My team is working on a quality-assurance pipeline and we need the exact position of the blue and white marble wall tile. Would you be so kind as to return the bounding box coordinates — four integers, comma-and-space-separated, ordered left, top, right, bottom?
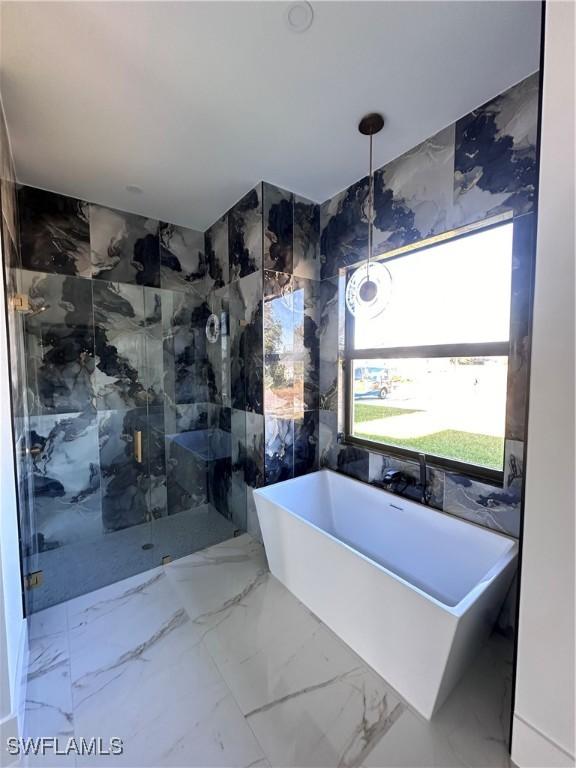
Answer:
27, 410, 102, 549
506, 213, 535, 441
90, 205, 160, 287
93, 281, 149, 410
265, 416, 294, 485
161, 287, 210, 406
228, 185, 263, 281
294, 410, 318, 477
503, 439, 524, 493
165, 438, 208, 516
208, 457, 232, 520
159, 222, 205, 292
319, 177, 368, 280
230, 408, 247, 515
443, 472, 520, 537
205, 287, 229, 406
146, 406, 167, 519
18, 187, 91, 277
373, 125, 455, 254
368, 452, 444, 510
142, 287, 165, 407
453, 73, 539, 229
97, 408, 150, 531
336, 444, 369, 483
20, 270, 96, 415
205, 215, 229, 290
293, 275, 320, 412
293, 195, 320, 280
244, 411, 265, 490
228, 271, 264, 412
318, 276, 341, 412
318, 408, 338, 469
263, 183, 293, 274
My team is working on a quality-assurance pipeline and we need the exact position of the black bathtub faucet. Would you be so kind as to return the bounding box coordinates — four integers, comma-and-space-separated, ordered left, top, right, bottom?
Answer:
381, 454, 429, 506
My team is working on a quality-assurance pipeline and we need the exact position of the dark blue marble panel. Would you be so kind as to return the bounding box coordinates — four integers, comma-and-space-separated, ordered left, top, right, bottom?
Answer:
93, 281, 151, 410
373, 125, 454, 255
319, 177, 368, 280
294, 410, 318, 478
27, 410, 102, 549
98, 407, 167, 531
245, 411, 265, 490
159, 222, 206, 292
228, 272, 263, 412
165, 435, 208, 515
228, 185, 262, 281
443, 465, 521, 538
293, 195, 320, 280
20, 271, 95, 415
90, 205, 160, 287
18, 187, 91, 277
335, 444, 369, 483
205, 215, 229, 290
263, 183, 293, 274
318, 276, 341, 412
147, 406, 167, 518
161, 288, 211, 406
453, 73, 539, 227
265, 416, 294, 485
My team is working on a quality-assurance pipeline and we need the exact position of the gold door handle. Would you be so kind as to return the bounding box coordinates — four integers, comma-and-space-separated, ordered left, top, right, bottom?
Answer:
134, 430, 143, 464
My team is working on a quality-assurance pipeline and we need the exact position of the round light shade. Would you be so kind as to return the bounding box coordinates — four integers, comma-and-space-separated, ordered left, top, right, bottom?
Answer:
345, 262, 392, 319
205, 313, 220, 343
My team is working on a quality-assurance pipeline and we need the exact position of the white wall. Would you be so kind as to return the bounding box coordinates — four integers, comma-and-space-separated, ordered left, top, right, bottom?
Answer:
512, 2, 575, 767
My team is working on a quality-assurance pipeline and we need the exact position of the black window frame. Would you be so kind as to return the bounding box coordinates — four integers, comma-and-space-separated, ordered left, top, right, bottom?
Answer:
343, 216, 514, 485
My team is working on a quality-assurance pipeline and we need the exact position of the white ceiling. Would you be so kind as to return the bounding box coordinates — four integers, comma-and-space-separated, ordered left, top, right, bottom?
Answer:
1, 1, 541, 231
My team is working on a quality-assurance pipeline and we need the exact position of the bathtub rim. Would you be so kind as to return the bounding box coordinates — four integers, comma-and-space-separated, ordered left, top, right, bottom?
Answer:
253, 468, 518, 618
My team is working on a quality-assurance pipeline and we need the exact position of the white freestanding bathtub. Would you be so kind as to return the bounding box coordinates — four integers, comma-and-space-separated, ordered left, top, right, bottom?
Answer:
253, 469, 518, 719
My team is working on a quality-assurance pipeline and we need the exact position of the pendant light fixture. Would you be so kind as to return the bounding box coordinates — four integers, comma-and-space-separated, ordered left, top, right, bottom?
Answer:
345, 112, 392, 320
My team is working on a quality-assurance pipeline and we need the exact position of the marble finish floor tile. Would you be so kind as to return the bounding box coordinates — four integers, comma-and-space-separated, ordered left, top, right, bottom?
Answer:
22, 534, 513, 768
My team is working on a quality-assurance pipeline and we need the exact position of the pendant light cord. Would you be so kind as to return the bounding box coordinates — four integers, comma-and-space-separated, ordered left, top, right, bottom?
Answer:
367, 132, 374, 278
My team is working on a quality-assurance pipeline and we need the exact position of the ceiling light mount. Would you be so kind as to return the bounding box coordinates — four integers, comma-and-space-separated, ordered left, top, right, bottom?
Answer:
285, 2, 314, 33
358, 113, 385, 136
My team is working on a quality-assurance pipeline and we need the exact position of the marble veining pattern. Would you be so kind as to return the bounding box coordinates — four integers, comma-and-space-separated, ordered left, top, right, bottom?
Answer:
453, 73, 539, 229
24, 534, 514, 768
19, 186, 91, 278
159, 222, 205, 291
27, 410, 102, 551
263, 183, 293, 274
90, 205, 160, 287
20, 270, 96, 415
228, 185, 263, 281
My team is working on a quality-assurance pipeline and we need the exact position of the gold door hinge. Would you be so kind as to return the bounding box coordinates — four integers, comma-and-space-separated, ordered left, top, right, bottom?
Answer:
10, 294, 30, 312
161, 555, 172, 566
24, 570, 43, 589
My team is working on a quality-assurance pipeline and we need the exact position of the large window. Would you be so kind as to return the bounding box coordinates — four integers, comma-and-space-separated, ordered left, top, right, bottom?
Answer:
345, 220, 513, 480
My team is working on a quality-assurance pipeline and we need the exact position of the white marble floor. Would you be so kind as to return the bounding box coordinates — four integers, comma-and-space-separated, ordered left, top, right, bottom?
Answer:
23, 534, 513, 768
